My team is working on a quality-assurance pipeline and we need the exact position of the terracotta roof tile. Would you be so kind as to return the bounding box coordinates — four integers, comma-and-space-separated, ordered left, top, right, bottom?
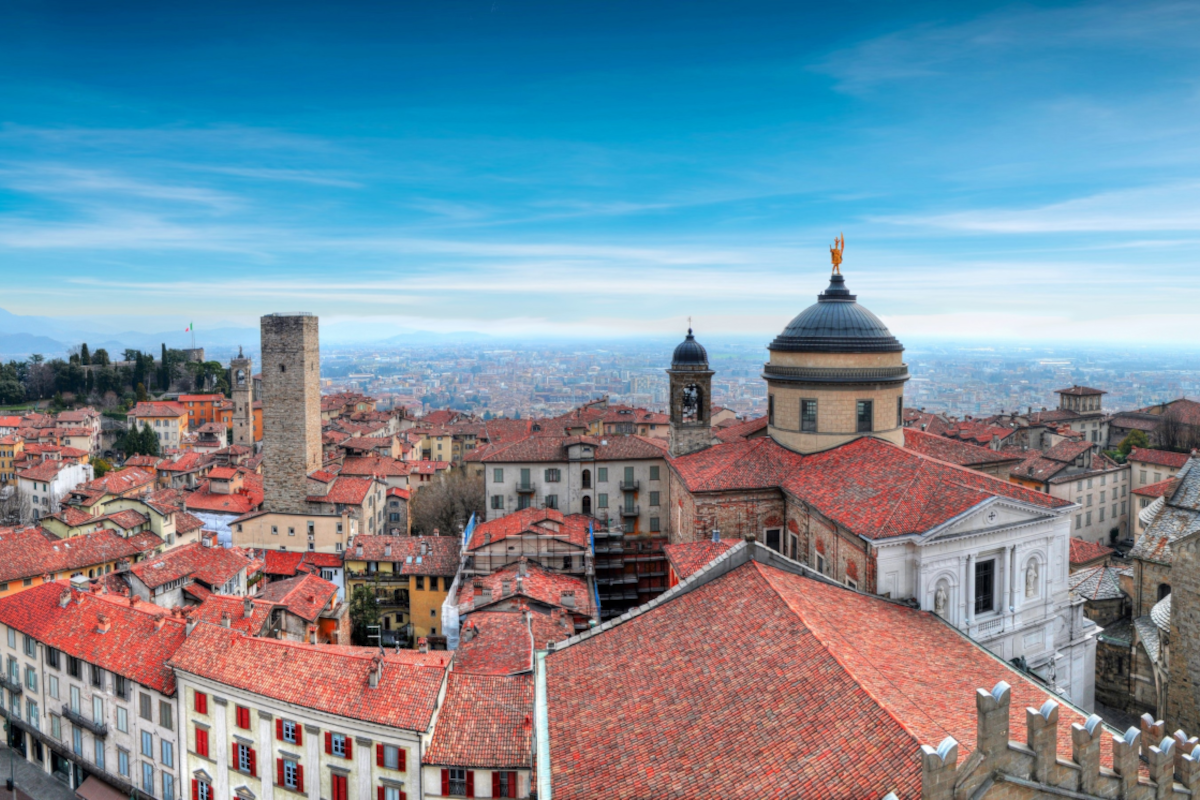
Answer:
424, 673, 533, 768
663, 539, 737, 580
459, 560, 594, 618
467, 509, 591, 552
0, 527, 148, 583
903, 428, 1023, 467
254, 573, 339, 621
1069, 537, 1115, 566
129, 543, 250, 590
347, 535, 460, 576
1130, 447, 1191, 469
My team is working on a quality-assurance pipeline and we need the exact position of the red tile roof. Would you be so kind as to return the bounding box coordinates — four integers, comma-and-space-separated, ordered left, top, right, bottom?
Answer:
50, 506, 97, 528
130, 401, 188, 418
670, 437, 805, 493
411, 460, 450, 474
1069, 537, 1115, 567
902, 429, 1023, 467
76, 467, 155, 500
459, 559, 594, 618
255, 573, 339, 621
543, 553, 1107, 799
0, 581, 186, 694
262, 550, 306, 578
663, 539, 737, 580
17, 460, 68, 482
169, 624, 449, 731
1057, 385, 1106, 396
468, 434, 666, 463
1042, 439, 1094, 463
424, 673, 533, 768
1134, 477, 1178, 498
128, 543, 250, 590
347, 535, 460, 576
185, 473, 263, 515
453, 610, 574, 677
157, 452, 211, 472
102, 509, 147, 530
339, 456, 410, 478
308, 476, 375, 505
0, 527, 149, 583
467, 508, 591, 552
1129, 447, 1191, 469
713, 414, 767, 443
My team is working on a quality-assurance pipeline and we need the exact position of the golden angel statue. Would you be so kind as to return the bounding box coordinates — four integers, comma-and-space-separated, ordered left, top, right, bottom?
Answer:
830, 233, 845, 275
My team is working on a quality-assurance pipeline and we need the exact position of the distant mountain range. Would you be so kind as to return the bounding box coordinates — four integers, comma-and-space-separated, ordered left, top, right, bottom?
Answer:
0, 307, 492, 360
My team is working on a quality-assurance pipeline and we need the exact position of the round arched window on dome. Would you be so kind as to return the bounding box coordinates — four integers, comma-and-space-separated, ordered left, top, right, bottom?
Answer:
681, 384, 702, 423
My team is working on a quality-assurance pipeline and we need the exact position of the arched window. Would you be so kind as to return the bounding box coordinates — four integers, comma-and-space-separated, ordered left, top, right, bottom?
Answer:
581, 469, 591, 489
582, 495, 592, 516
1158, 583, 1171, 601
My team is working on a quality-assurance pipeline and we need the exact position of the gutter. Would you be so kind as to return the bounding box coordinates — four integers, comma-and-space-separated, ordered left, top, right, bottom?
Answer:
534, 649, 551, 800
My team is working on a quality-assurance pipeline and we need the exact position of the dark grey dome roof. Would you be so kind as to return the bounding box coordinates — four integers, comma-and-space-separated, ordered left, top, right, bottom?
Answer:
769, 274, 903, 353
672, 328, 708, 367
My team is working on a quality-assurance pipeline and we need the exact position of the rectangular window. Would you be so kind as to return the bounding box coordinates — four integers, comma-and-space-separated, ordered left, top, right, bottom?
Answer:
163, 773, 175, 800
22, 634, 33, 657
117, 706, 128, 733
283, 758, 299, 789
235, 704, 250, 728
70, 685, 81, 714
141, 730, 153, 758
159, 700, 173, 730
236, 743, 253, 773
856, 400, 873, 433
768, 394, 775, 426
26, 699, 37, 731
195, 726, 209, 758
73, 727, 83, 756
384, 787, 402, 800
332, 732, 347, 757
161, 739, 173, 768
25, 665, 35, 692
271, 526, 278, 536
415, 576, 424, 590
68, 655, 81, 679
765, 529, 781, 552
92, 695, 103, 725
974, 559, 995, 614
51, 714, 61, 741
91, 663, 104, 689
5, 627, 13, 648
544, 468, 560, 482
1075, 514, 1081, 530
46, 647, 59, 669
897, 395, 904, 428
449, 769, 468, 796
1099, 507, 1106, 522
94, 737, 105, 769
650, 517, 661, 533
801, 398, 818, 432
649, 466, 660, 480
282, 719, 297, 744
1086, 510, 1092, 526
597, 467, 608, 482
492, 468, 503, 483
140, 693, 153, 721
649, 491, 660, 506
545, 494, 558, 510
490, 495, 503, 510
383, 744, 401, 770
118, 748, 129, 777
597, 493, 608, 509
142, 763, 154, 795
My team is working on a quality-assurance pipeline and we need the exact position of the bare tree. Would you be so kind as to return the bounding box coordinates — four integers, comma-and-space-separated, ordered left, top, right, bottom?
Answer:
1155, 409, 1200, 453
409, 469, 484, 537
0, 489, 32, 526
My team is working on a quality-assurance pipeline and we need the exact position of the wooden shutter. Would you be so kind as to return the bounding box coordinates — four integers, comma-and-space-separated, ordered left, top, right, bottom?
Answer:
466, 770, 475, 798
400, 748, 406, 772
248, 747, 257, 778
441, 769, 449, 796
191, 779, 199, 800
508, 772, 517, 799
493, 772, 501, 797
276, 719, 283, 740
325, 731, 333, 754
276, 758, 284, 787
296, 764, 304, 793
376, 743, 384, 767
295, 725, 303, 746
195, 691, 206, 713
345, 737, 353, 759
196, 728, 208, 758
377, 788, 385, 800
232, 743, 238, 767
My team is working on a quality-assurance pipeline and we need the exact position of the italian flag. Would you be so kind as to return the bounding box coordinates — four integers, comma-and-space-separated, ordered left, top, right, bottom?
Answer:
185, 322, 192, 332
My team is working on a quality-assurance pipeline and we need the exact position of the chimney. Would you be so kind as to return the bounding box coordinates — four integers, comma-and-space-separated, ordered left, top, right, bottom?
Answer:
95, 614, 110, 634
243, 596, 253, 619
711, 528, 720, 543
368, 655, 382, 688
185, 614, 198, 637
501, 580, 512, 596
59, 588, 71, 608
472, 579, 483, 597
432, 528, 440, 537
384, 543, 391, 557
518, 557, 527, 577
219, 611, 232, 628
420, 540, 428, 556
128, 594, 138, 607
307, 625, 317, 644
461, 622, 476, 644
356, 544, 364, 558
154, 616, 165, 632
560, 590, 576, 608
417, 637, 429, 654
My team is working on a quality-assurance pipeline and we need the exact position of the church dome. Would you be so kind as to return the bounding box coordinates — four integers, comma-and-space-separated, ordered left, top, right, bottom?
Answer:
672, 328, 708, 368
769, 273, 903, 353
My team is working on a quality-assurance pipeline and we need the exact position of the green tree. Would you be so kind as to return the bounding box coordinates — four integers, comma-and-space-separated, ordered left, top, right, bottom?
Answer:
90, 457, 112, 478
349, 584, 381, 646
1118, 429, 1149, 459
136, 382, 148, 403
141, 423, 160, 456
92, 348, 110, 367
80, 343, 90, 366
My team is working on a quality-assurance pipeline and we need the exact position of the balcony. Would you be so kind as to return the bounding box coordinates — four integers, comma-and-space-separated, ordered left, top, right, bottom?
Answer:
516, 482, 535, 494
62, 705, 108, 737
619, 480, 639, 492
620, 505, 640, 517
0, 675, 21, 695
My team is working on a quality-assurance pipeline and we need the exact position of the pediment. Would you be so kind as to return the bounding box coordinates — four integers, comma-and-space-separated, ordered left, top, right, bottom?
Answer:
920, 498, 1057, 543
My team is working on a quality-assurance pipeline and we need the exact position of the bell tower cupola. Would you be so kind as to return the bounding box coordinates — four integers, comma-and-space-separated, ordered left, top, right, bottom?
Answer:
667, 326, 714, 458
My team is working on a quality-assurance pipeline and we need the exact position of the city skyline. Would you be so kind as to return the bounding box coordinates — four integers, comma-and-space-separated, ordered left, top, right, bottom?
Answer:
3, 1, 1200, 344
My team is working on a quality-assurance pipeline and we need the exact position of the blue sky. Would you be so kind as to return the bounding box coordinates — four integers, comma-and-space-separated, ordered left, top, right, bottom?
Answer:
1, 0, 1199, 343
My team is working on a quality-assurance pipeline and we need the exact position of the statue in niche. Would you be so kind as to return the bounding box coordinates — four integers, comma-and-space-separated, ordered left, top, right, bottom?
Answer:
1026, 561, 1039, 598
934, 583, 948, 617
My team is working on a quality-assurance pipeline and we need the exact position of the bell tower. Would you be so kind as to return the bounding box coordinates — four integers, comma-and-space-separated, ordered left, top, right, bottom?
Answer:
230, 345, 254, 448
666, 327, 714, 458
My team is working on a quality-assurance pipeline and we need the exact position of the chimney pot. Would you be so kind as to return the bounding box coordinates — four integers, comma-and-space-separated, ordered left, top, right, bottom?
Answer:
417, 637, 429, 654
154, 617, 165, 632
59, 589, 71, 608
243, 596, 253, 619
185, 614, 198, 636
219, 611, 231, 628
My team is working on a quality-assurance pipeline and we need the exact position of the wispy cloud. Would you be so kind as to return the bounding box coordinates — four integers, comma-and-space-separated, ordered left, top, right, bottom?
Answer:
0, 165, 241, 213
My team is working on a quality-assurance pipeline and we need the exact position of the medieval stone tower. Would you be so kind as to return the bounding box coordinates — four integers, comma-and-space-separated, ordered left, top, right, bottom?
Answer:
1168, 526, 1200, 733
230, 346, 254, 448
260, 313, 321, 514
666, 328, 714, 458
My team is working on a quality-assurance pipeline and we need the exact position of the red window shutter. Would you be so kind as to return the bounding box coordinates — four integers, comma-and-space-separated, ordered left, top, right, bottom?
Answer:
376, 743, 384, 767
276, 758, 284, 787
466, 770, 475, 798
345, 737, 353, 759
493, 772, 501, 797
295, 725, 302, 746
377, 788, 385, 800
276, 719, 283, 740
400, 793, 407, 800
296, 764, 304, 793
325, 731, 333, 754
400, 748, 406, 772
196, 728, 208, 758
195, 691, 206, 713
441, 769, 449, 796
248, 747, 257, 778
232, 743, 238, 767
191, 779, 199, 800
508, 772, 517, 799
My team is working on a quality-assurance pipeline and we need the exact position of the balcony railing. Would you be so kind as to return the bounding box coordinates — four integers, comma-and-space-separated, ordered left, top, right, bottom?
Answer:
62, 705, 108, 737
620, 505, 640, 517
0, 675, 21, 695
515, 482, 535, 493
619, 480, 639, 492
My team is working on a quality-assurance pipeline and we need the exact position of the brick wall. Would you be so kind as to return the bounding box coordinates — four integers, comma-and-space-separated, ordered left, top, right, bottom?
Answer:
261, 314, 322, 514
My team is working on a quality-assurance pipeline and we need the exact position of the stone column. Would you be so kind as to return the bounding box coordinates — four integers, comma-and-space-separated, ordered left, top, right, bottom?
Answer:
355, 737, 372, 799
258, 711, 274, 800
965, 553, 975, 631
1007, 546, 1016, 619
304, 724, 321, 800
212, 696, 229, 800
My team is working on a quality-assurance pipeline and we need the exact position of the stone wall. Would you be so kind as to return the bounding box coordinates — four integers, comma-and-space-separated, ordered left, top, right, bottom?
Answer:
1168, 530, 1200, 734
667, 366, 713, 458
260, 314, 322, 514
230, 354, 254, 447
